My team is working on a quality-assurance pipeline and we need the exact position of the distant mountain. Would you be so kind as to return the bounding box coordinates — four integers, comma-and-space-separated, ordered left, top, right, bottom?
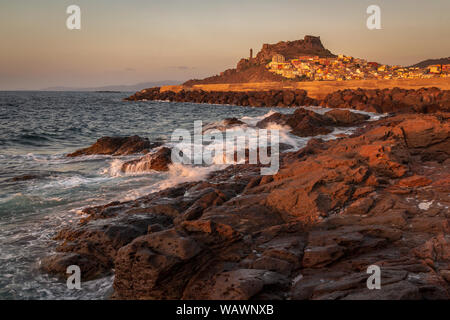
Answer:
409, 57, 450, 68
42, 80, 182, 92
184, 35, 334, 86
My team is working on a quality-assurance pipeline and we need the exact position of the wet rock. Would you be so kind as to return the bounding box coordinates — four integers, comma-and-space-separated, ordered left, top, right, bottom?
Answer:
302, 245, 345, 268
126, 88, 319, 108
224, 117, 246, 127
8, 174, 45, 182
67, 136, 159, 157
42, 111, 450, 300
40, 252, 110, 281
321, 87, 450, 114
257, 108, 333, 137
203, 117, 247, 133
121, 147, 172, 172
324, 109, 370, 125
113, 229, 203, 299
341, 281, 421, 300
194, 269, 289, 300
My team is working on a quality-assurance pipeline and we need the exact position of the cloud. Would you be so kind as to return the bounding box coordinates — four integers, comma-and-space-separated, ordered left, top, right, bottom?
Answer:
168, 66, 196, 70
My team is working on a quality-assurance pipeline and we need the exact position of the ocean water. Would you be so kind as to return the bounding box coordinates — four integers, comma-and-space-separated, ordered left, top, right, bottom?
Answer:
0, 91, 380, 300
0, 91, 298, 299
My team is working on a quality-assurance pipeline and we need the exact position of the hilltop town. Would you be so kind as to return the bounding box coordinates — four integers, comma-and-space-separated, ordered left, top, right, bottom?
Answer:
185, 36, 449, 85
266, 53, 450, 81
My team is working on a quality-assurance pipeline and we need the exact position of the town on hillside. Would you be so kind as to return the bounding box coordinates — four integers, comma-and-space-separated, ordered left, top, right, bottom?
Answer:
266, 53, 450, 81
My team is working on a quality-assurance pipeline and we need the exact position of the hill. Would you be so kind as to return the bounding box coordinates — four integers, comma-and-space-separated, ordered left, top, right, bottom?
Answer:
42, 80, 182, 92
184, 35, 334, 86
409, 57, 450, 68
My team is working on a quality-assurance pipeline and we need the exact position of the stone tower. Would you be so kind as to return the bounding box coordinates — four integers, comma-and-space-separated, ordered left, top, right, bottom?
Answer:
250, 48, 253, 59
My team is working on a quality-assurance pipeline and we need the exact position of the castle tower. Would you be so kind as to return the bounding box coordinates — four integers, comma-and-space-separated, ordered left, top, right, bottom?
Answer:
250, 48, 253, 59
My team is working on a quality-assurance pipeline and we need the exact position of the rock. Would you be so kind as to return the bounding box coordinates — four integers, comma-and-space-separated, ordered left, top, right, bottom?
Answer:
398, 175, 433, 188
324, 109, 370, 125
203, 117, 246, 132
121, 147, 172, 172
42, 111, 450, 300
8, 174, 46, 182
40, 252, 110, 281
302, 244, 345, 268
40, 211, 173, 281
341, 281, 421, 300
287, 108, 333, 136
257, 108, 333, 137
223, 117, 245, 127
414, 234, 450, 262
252, 256, 293, 275
198, 269, 289, 300
344, 197, 375, 215
113, 229, 203, 299
321, 87, 449, 114
67, 136, 159, 157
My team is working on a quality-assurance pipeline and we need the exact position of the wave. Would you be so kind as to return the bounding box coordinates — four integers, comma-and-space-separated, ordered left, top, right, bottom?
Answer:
18, 134, 52, 142
240, 110, 279, 126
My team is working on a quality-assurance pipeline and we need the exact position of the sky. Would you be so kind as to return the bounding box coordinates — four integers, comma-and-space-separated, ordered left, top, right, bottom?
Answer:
0, 0, 449, 90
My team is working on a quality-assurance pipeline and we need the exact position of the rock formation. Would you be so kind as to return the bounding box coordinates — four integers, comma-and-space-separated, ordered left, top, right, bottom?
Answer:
121, 147, 172, 173
67, 136, 161, 157
256, 108, 369, 137
126, 87, 450, 114
41, 98, 450, 299
125, 88, 319, 107
184, 36, 334, 85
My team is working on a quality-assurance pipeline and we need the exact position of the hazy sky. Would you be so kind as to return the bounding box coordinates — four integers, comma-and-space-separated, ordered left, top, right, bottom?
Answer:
1, 0, 449, 90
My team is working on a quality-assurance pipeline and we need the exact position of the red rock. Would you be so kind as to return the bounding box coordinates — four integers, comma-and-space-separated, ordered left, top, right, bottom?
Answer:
42, 111, 450, 300
67, 136, 158, 157
324, 109, 370, 125
302, 244, 345, 268
121, 147, 172, 172
193, 269, 289, 300
398, 175, 433, 187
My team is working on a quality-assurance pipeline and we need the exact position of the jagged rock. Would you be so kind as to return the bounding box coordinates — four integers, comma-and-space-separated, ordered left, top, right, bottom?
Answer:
257, 108, 334, 137
67, 136, 159, 157
321, 87, 450, 114
40, 252, 110, 281
42, 111, 450, 300
126, 89, 320, 107
187, 269, 290, 300
324, 109, 370, 125
121, 147, 172, 172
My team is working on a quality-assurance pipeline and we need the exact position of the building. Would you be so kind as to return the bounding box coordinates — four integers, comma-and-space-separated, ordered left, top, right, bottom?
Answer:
265, 51, 442, 82
428, 65, 442, 74
272, 54, 285, 63
443, 64, 450, 73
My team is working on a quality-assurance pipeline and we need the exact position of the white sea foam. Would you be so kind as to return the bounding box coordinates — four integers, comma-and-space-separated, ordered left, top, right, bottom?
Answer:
240, 110, 279, 126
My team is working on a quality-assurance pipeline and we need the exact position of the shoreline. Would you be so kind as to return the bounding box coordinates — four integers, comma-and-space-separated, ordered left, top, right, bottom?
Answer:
161, 78, 450, 100
126, 86, 449, 114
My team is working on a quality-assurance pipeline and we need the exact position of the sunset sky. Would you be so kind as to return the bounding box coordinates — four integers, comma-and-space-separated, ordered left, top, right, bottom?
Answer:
1, 0, 449, 90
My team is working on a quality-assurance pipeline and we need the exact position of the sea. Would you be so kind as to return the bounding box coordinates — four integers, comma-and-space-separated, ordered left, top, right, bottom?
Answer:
0, 91, 381, 299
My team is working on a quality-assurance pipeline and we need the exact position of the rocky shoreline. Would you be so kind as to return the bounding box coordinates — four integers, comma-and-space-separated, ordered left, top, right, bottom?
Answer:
125, 87, 450, 113
41, 88, 450, 300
